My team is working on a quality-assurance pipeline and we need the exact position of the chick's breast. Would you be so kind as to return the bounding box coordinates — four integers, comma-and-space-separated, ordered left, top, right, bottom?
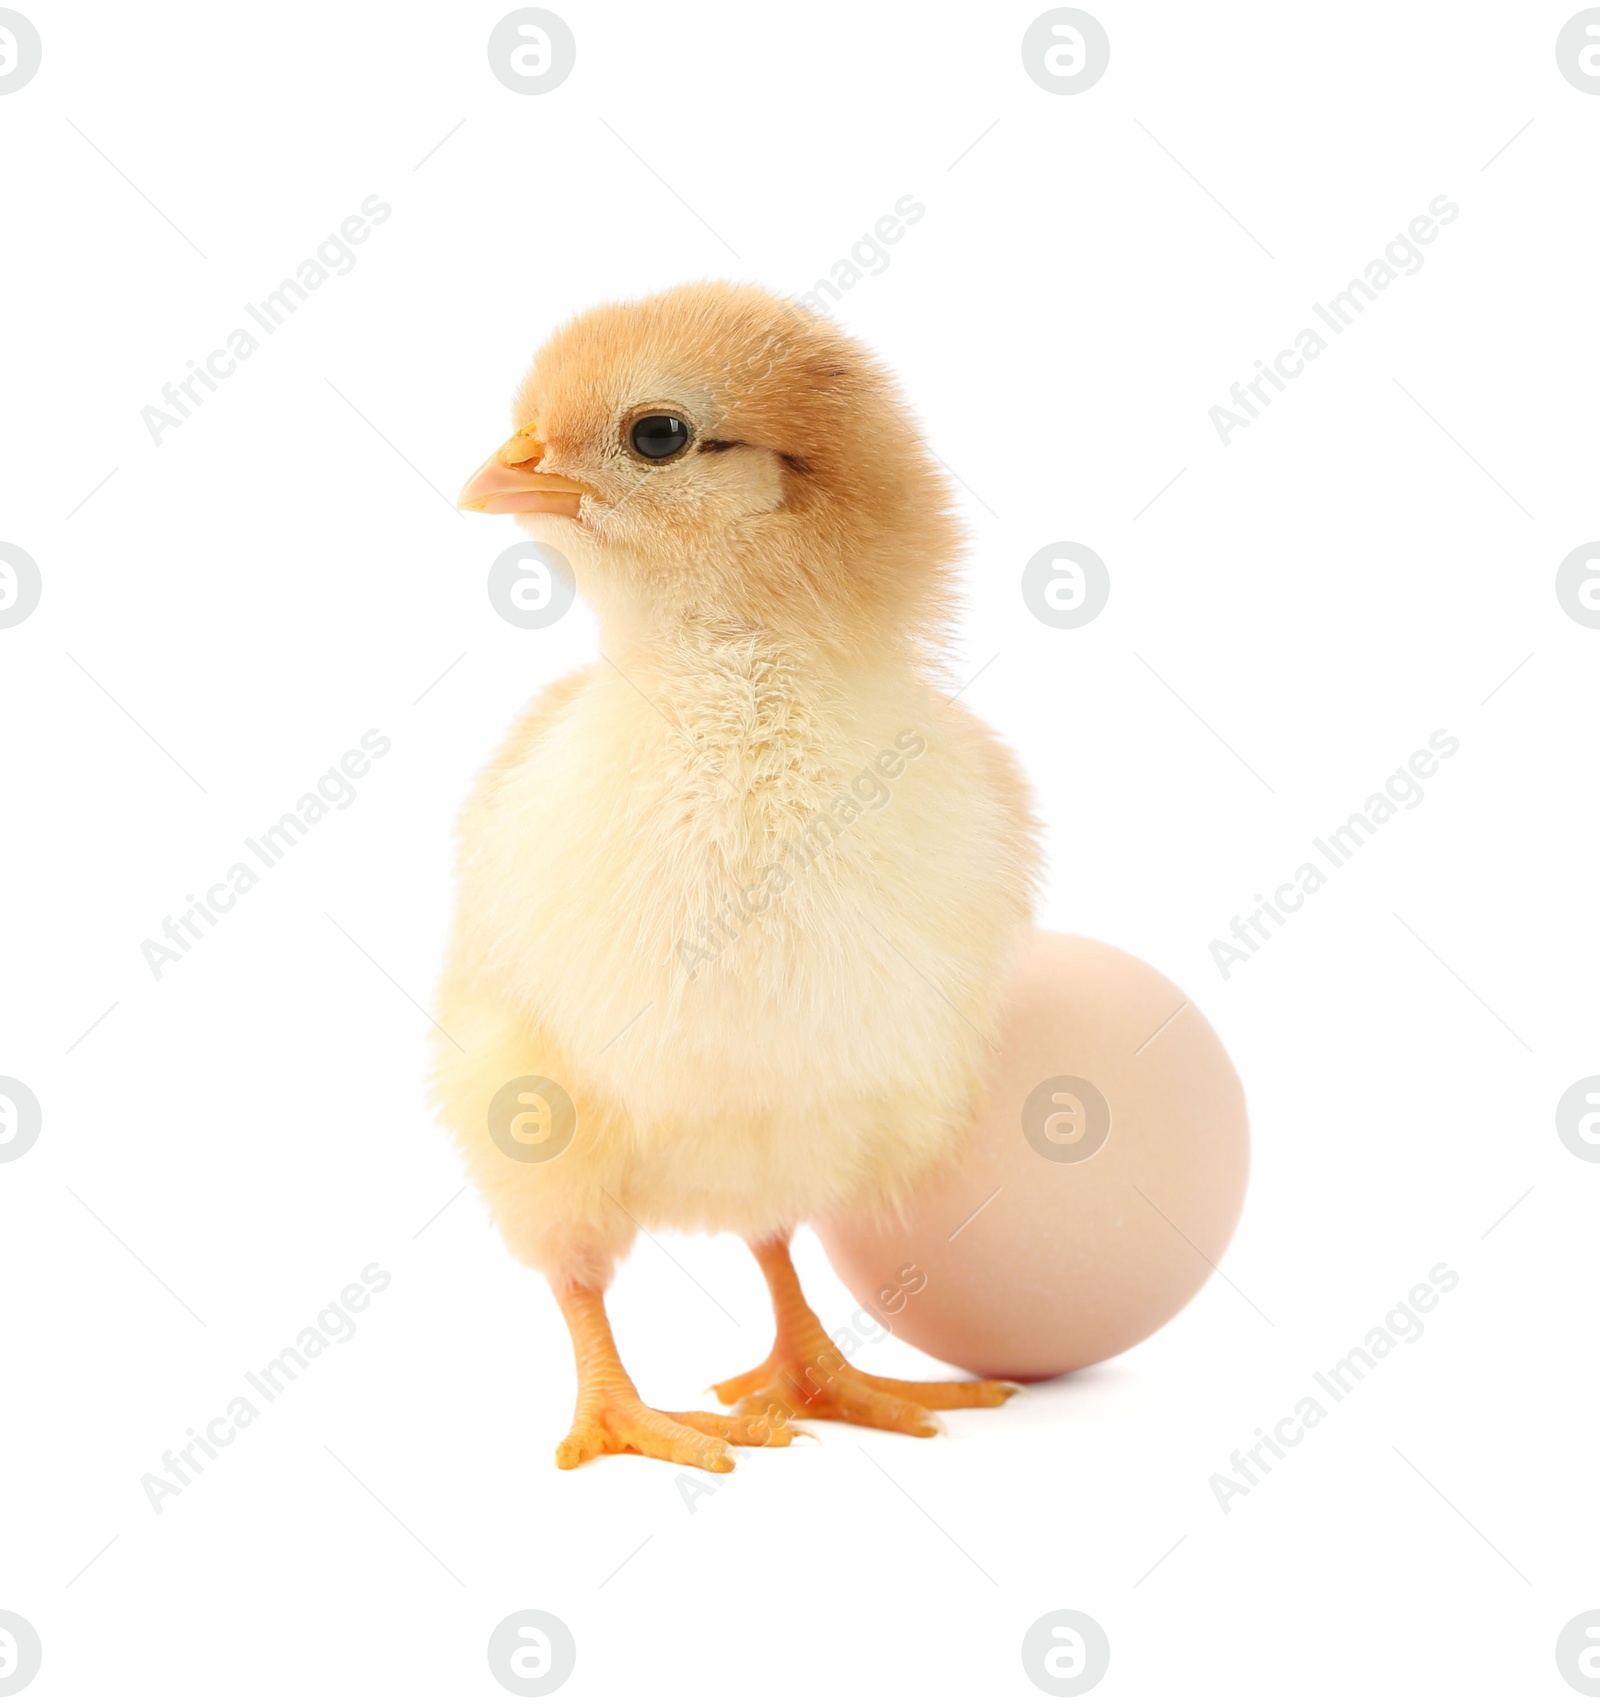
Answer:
435, 652, 1037, 1259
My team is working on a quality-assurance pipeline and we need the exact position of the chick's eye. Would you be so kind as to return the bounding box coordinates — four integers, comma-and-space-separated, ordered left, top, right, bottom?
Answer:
630, 414, 691, 460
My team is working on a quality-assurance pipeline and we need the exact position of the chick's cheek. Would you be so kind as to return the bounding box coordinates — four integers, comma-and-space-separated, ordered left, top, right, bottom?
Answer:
710, 445, 786, 521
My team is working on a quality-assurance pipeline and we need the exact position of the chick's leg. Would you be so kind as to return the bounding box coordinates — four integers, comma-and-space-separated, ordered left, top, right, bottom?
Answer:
712, 1238, 1015, 1437
554, 1284, 801, 1472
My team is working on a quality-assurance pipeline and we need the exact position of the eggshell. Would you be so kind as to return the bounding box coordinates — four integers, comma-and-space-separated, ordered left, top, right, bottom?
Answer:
816, 932, 1249, 1380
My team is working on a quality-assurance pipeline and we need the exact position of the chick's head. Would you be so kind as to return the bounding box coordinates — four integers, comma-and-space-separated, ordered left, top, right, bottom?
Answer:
459, 282, 961, 649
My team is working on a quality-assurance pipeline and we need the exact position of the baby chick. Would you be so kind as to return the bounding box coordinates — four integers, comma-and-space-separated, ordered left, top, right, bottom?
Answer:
439, 283, 1039, 1471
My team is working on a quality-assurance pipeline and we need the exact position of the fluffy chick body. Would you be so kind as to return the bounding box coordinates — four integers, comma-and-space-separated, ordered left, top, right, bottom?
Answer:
435, 283, 1039, 1296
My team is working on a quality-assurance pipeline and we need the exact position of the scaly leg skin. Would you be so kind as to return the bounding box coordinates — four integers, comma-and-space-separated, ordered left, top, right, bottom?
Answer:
712, 1238, 1017, 1438
553, 1284, 803, 1471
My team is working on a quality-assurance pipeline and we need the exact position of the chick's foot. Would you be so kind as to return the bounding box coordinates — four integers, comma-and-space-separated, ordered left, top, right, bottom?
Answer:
556, 1399, 802, 1473
554, 1282, 801, 1472
712, 1239, 1017, 1437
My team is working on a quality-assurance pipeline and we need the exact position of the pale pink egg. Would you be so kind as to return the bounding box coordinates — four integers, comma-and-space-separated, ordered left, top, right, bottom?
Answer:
817, 932, 1250, 1380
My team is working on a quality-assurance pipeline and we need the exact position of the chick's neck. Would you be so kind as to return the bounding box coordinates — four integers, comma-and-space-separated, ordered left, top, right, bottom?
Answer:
593, 597, 920, 715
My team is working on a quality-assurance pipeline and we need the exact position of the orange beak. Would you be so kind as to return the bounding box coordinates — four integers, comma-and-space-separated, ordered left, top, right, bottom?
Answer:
457, 425, 595, 517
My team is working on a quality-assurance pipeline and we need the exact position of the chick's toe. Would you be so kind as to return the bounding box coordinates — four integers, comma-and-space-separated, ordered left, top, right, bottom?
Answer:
556, 1399, 736, 1474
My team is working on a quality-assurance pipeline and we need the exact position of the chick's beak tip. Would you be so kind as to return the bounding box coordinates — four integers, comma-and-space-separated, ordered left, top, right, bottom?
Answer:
457, 428, 592, 517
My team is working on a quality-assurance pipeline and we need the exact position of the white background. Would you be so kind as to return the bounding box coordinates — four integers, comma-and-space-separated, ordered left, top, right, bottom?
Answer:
2, 2, 1597, 1701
